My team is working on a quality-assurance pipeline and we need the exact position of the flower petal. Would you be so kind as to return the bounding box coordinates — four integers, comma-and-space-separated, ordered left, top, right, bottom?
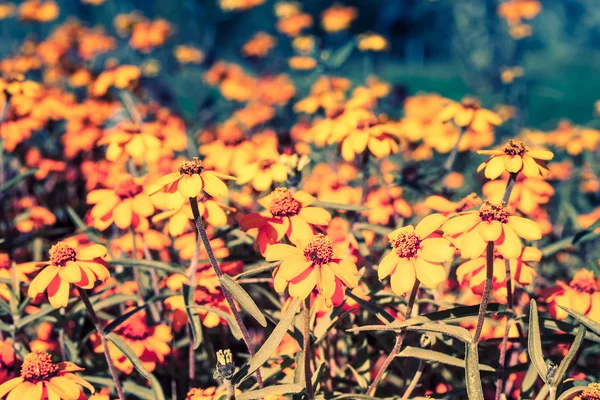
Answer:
414, 257, 447, 288
418, 237, 454, 262
415, 213, 448, 239
507, 216, 542, 240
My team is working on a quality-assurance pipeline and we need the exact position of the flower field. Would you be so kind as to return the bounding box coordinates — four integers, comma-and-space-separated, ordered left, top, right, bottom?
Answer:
0, 0, 599, 399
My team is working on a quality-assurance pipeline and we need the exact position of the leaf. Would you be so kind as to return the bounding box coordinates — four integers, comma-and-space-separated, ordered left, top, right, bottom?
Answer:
103, 304, 149, 335
311, 361, 326, 392
219, 274, 267, 327
347, 364, 369, 389
572, 220, 600, 244
347, 292, 395, 324
550, 325, 587, 388
65, 207, 107, 246
397, 346, 495, 372
72, 294, 139, 314
106, 333, 151, 380
237, 384, 303, 400
148, 372, 166, 400
234, 262, 280, 280
16, 303, 63, 329
311, 200, 369, 212
183, 285, 203, 349
324, 40, 356, 69
465, 342, 484, 400
404, 322, 472, 344
232, 297, 301, 385
108, 259, 185, 275
528, 299, 549, 384
559, 305, 600, 336
83, 376, 155, 400
313, 308, 354, 346
0, 169, 38, 195
353, 223, 393, 236
190, 304, 243, 340
557, 386, 590, 400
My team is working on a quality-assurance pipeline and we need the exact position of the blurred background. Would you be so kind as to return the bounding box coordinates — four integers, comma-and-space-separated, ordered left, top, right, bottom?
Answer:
2, 0, 599, 128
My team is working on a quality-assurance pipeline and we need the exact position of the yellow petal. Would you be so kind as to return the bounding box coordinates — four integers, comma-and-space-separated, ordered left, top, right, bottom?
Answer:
328, 259, 359, 288
59, 261, 83, 284
288, 268, 317, 299
264, 244, 302, 261
484, 156, 505, 180
503, 155, 523, 173
415, 213, 448, 239
389, 258, 415, 295
442, 213, 479, 236
178, 174, 203, 198
507, 216, 542, 240
414, 257, 447, 288
477, 220, 503, 242
201, 171, 229, 199
377, 251, 399, 280
418, 237, 454, 262
77, 244, 107, 260
496, 225, 522, 259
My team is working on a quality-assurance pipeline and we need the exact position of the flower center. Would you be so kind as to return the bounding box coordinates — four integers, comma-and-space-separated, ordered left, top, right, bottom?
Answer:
478, 201, 509, 224
21, 351, 59, 382
390, 231, 421, 259
178, 157, 205, 175
49, 242, 77, 267
303, 234, 334, 265
269, 188, 301, 217
259, 159, 275, 170
581, 383, 600, 400
118, 318, 151, 340
570, 270, 598, 294
502, 139, 528, 157
460, 97, 480, 109
114, 178, 143, 199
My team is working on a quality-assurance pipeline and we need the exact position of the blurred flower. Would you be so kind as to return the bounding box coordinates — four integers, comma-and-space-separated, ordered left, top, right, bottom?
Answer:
483, 174, 554, 215
477, 139, 554, 179
544, 269, 600, 322
425, 193, 482, 216
289, 56, 317, 70
265, 233, 360, 306
92, 65, 140, 96
174, 45, 205, 64
153, 195, 228, 236
0, 3, 15, 19
362, 187, 412, 225
497, 0, 541, 26
321, 4, 357, 32
378, 214, 453, 294
500, 66, 524, 84
18, 0, 58, 22
242, 32, 276, 58
26, 242, 110, 308
220, 0, 264, 11
0, 339, 16, 383
438, 97, 502, 130
236, 156, 288, 192
357, 32, 389, 52
130, 19, 171, 53
14, 198, 56, 233
0, 351, 94, 399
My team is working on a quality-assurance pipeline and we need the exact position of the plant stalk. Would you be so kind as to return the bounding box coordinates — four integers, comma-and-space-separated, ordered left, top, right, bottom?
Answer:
303, 297, 314, 400
473, 241, 495, 344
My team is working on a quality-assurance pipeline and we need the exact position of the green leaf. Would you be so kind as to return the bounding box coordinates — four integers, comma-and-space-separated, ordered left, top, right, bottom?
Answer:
313, 308, 354, 346
108, 259, 185, 275
147, 372, 166, 400
559, 305, 600, 336
219, 274, 267, 327
311, 361, 326, 392
234, 262, 280, 281
103, 304, 148, 335
16, 303, 63, 329
311, 200, 369, 212
465, 342, 484, 400
572, 219, 600, 244
528, 299, 549, 384
323, 40, 356, 69
404, 322, 472, 344
347, 364, 369, 389
232, 297, 301, 385
550, 325, 586, 388
190, 304, 243, 340
397, 346, 495, 372
557, 386, 590, 400
71, 294, 139, 314
347, 292, 395, 324
183, 285, 203, 349
237, 384, 303, 400
0, 169, 38, 195
106, 333, 151, 380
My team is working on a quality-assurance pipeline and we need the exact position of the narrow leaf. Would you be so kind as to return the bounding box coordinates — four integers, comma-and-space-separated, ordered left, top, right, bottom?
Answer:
0, 169, 38, 195
528, 299, 549, 384
106, 333, 151, 380
237, 384, 303, 400
398, 346, 495, 372
311, 200, 369, 211
465, 342, 484, 400
550, 325, 587, 388
557, 386, 590, 400
559, 305, 600, 336
183, 285, 203, 349
234, 262, 280, 281
108, 259, 185, 275
220, 274, 267, 327
190, 304, 242, 340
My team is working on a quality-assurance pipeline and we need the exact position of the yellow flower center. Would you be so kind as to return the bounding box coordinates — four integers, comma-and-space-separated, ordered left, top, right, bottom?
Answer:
502, 139, 528, 157
581, 383, 600, 400
570, 270, 598, 294
460, 97, 480, 109
178, 157, 205, 175
118, 318, 151, 340
303, 234, 334, 265
49, 242, 77, 267
269, 188, 301, 217
478, 201, 509, 224
114, 178, 143, 199
390, 231, 421, 259
259, 159, 275, 170
20, 351, 59, 382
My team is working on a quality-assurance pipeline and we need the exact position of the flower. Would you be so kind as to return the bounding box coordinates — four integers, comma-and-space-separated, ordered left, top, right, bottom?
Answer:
27, 242, 110, 308
362, 187, 412, 225
377, 214, 453, 294
86, 175, 154, 231
477, 139, 554, 179
0, 339, 16, 383
357, 33, 389, 52
321, 4, 357, 32
242, 32, 276, 58
92, 310, 172, 374
0, 351, 94, 399
482, 174, 554, 215
442, 201, 542, 260
148, 158, 235, 209
438, 97, 503, 130
456, 246, 539, 300
152, 195, 228, 236
185, 387, 241, 400
264, 233, 360, 307
174, 45, 205, 64
543, 269, 600, 322
240, 188, 331, 254
236, 157, 289, 192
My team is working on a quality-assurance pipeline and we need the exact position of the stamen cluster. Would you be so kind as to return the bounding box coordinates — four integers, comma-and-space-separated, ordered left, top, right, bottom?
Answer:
269, 188, 301, 217
390, 232, 421, 259
502, 139, 527, 157
478, 201, 509, 224
21, 351, 59, 382
178, 157, 205, 175
49, 242, 77, 266
303, 234, 334, 265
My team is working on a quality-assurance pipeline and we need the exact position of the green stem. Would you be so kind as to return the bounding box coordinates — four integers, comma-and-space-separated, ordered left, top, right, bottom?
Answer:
473, 241, 494, 344
444, 126, 467, 172
502, 172, 518, 204
303, 297, 314, 400
77, 288, 126, 400
366, 279, 420, 395
189, 197, 263, 388
400, 360, 425, 400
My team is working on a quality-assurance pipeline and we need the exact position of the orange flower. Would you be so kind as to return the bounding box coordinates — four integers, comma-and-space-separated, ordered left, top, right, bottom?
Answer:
438, 97, 503, 130
477, 139, 554, 179
130, 19, 171, 53
18, 0, 58, 22
264, 233, 360, 307
456, 246, 539, 299
152, 195, 228, 236
148, 158, 235, 209
15, 201, 56, 233
0, 253, 37, 301
0, 339, 16, 383
378, 214, 453, 294
321, 4, 357, 32
482, 174, 554, 215
362, 187, 412, 225
0, 351, 94, 399
357, 33, 389, 52
288, 55, 317, 70
86, 175, 154, 231
236, 157, 288, 192
497, 0, 541, 26
424, 193, 482, 216
240, 188, 331, 254
332, 115, 401, 161
543, 269, 600, 322
242, 32, 277, 58
92, 311, 172, 374
174, 45, 205, 64
26, 242, 110, 308
186, 386, 241, 400
91, 65, 140, 96
442, 201, 542, 260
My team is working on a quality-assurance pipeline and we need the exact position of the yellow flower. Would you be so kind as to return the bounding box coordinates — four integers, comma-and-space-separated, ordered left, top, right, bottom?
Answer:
148, 158, 235, 209
27, 242, 110, 308
442, 201, 542, 259
0, 351, 94, 399
477, 139, 554, 179
357, 33, 389, 52
438, 96, 503, 130
264, 234, 360, 307
378, 214, 453, 294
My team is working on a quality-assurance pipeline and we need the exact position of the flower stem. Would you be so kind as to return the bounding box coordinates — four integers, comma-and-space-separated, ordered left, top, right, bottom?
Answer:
400, 360, 425, 400
444, 126, 466, 172
303, 297, 314, 400
473, 241, 494, 344
502, 172, 518, 204
366, 279, 420, 396
189, 197, 263, 388
77, 287, 126, 400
